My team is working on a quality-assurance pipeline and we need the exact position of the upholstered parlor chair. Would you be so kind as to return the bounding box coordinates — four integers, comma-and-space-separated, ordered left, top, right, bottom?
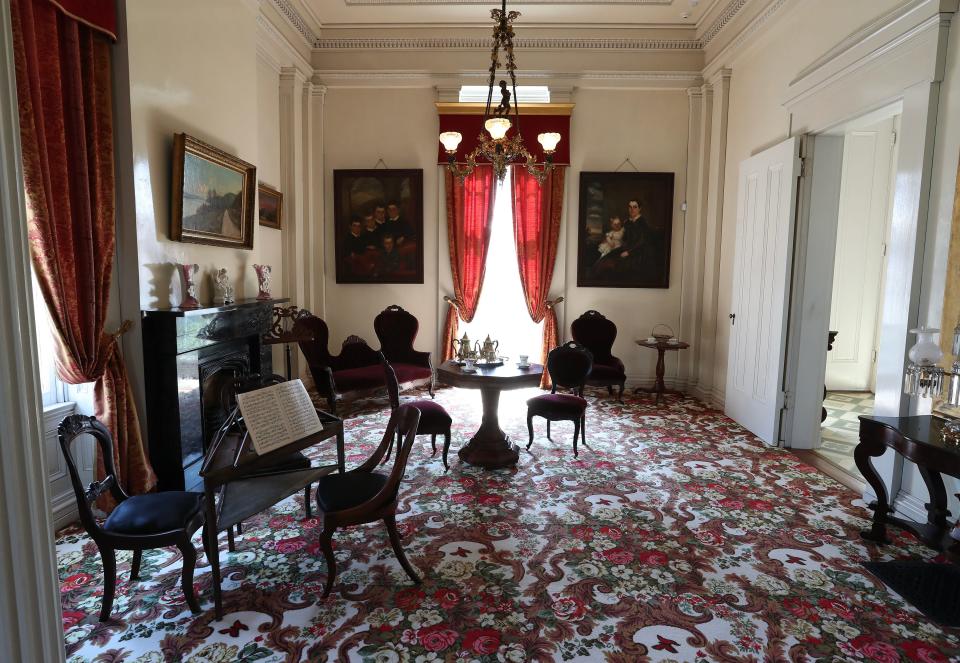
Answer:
571, 310, 626, 401
526, 342, 593, 457
382, 355, 453, 468
296, 314, 385, 414
57, 415, 205, 621
314, 406, 423, 598
373, 305, 435, 398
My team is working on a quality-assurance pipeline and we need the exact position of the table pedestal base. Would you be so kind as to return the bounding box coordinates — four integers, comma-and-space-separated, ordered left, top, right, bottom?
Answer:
458, 386, 520, 469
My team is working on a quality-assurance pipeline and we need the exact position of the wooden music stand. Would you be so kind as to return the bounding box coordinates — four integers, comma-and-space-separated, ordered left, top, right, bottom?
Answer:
200, 404, 344, 618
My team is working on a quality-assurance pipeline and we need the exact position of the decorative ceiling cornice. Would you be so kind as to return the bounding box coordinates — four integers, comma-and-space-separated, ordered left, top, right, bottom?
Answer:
699, 0, 748, 46
266, 0, 319, 46
345, 0, 670, 4
313, 36, 701, 50
266, 0, 772, 54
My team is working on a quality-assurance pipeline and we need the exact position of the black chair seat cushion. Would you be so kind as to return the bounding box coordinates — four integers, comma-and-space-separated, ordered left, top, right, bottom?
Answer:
589, 360, 626, 382
103, 491, 203, 535
333, 365, 386, 391
316, 471, 389, 512
527, 393, 588, 418
409, 399, 452, 434
393, 363, 432, 384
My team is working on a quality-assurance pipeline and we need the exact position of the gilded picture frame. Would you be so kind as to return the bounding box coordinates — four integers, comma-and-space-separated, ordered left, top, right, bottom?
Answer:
170, 133, 256, 250
258, 182, 283, 230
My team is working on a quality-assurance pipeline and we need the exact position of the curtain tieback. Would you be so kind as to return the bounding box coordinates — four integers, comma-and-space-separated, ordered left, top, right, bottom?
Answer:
110, 319, 133, 339
443, 295, 462, 311
545, 296, 564, 310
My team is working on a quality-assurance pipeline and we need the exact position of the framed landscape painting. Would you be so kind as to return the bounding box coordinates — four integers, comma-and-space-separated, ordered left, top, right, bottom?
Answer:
333, 169, 424, 284
576, 171, 675, 288
170, 133, 256, 249
258, 182, 283, 230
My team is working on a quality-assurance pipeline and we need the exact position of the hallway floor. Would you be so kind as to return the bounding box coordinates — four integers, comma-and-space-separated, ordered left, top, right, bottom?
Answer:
817, 391, 874, 482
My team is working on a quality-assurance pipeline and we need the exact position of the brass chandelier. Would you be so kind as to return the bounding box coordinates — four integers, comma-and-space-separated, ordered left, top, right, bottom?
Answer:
438, 0, 561, 184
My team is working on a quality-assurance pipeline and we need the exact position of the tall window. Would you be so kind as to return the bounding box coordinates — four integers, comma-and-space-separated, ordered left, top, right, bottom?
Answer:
31, 273, 68, 407
461, 169, 542, 361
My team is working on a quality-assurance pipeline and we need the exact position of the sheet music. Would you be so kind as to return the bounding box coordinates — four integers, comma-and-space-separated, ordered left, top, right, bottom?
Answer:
235, 379, 322, 455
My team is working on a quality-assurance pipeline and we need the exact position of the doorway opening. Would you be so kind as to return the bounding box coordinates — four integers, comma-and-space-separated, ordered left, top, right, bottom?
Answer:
460, 168, 543, 362
814, 113, 900, 483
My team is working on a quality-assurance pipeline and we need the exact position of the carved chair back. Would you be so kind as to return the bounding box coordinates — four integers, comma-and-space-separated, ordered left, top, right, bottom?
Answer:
57, 415, 129, 537
337, 335, 381, 370
547, 342, 594, 395
374, 305, 420, 362
295, 315, 332, 366
382, 354, 402, 411
571, 310, 617, 364
346, 406, 421, 512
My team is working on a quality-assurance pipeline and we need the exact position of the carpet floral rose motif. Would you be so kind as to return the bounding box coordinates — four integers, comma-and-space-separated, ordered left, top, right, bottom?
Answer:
57, 388, 960, 662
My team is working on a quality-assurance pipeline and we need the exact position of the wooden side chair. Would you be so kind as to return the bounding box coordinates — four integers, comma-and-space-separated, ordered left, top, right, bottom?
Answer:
526, 342, 594, 457
571, 310, 626, 401
314, 406, 423, 598
57, 415, 205, 621
381, 355, 453, 468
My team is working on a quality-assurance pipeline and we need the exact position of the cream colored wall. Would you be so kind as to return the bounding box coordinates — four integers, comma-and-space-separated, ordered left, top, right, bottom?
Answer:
563, 88, 689, 382
124, 0, 282, 308
321, 87, 441, 351
712, 0, 905, 399
256, 58, 285, 299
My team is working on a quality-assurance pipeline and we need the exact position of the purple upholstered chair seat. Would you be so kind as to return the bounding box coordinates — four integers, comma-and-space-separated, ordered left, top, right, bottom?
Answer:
332, 365, 386, 392
406, 399, 452, 433
527, 393, 588, 418
392, 363, 433, 384
589, 359, 626, 382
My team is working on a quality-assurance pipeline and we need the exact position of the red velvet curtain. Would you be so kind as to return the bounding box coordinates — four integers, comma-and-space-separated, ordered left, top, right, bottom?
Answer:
511, 165, 566, 388
12, 0, 156, 504
442, 166, 496, 361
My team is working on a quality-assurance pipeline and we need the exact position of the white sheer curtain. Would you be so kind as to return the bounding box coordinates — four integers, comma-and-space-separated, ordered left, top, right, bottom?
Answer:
461, 169, 543, 363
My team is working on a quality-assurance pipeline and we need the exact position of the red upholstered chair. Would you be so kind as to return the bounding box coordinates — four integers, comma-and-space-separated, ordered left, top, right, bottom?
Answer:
571, 310, 626, 401
382, 356, 453, 468
296, 314, 385, 414
315, 406, 423, 598
526, 342, 593, 457
374, 305, 434, 398
57, 415, 205, 621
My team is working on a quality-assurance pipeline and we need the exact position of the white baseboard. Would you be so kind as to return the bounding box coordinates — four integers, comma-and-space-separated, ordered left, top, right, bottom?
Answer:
861, 486, 930, 525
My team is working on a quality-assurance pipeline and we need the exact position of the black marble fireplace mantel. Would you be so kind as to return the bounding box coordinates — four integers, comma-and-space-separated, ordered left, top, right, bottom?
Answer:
141, 298, 288, 491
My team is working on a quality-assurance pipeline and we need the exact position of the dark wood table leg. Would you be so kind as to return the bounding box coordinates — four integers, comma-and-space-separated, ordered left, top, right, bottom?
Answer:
634, 347, 677, 404
918, 465, 950, 544
855, 436, 891, 544
204, 485, 223, 619
336, 428, 346, 474
458, 386, 519, 469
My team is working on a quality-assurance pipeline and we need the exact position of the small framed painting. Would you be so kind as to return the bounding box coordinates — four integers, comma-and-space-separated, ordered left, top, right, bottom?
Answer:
258, 182, 283, 230
170, 133, 256, 249
333, 169, 424, 284
576, 171, 675, 288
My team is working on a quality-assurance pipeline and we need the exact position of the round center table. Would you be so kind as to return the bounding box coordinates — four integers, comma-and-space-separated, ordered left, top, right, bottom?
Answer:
436, 360, 544, 469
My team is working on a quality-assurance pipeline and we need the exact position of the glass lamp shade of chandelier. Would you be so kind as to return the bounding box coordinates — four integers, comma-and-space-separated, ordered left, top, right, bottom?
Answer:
484, 117, 512, 140
537, 132, 561, 153
439, 132, 463, 152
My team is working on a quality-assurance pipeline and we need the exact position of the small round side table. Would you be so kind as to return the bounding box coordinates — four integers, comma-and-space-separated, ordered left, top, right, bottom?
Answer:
635, 339, 690, 404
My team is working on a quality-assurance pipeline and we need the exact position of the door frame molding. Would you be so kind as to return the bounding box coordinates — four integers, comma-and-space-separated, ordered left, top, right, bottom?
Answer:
781, 0, 953, 524
0, 5, 67, 661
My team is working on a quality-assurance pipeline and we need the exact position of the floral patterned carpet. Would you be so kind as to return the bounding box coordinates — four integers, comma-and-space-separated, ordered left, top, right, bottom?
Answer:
58, 387, 960, 662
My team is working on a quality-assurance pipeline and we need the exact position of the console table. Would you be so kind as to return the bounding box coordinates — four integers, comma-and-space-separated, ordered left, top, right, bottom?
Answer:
857, 414, 960, 559
201, 408, 345, 618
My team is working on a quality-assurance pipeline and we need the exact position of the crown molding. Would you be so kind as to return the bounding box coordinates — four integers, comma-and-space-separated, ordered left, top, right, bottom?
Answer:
314, 36, 702, 50
699, 0, 748, 46
265, 0, 320, 47
435, 102, 575, 115
345, 0, 671, 4
314, 68, 701, 89
702, 0, 787, 76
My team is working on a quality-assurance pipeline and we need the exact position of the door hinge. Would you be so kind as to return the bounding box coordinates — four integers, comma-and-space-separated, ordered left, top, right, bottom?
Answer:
881, 242, 887, 257
871, 348, 878, 363
798, 157, 807, 178
779, 390, 790, 411
890, 131, 897, 147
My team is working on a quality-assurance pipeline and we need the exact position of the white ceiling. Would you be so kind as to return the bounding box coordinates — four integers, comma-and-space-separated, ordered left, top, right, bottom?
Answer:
302, 0, 721, 28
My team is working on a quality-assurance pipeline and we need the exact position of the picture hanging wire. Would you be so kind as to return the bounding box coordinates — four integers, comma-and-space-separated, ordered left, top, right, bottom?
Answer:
373, 158, 389, 170
614, 156, 641, 173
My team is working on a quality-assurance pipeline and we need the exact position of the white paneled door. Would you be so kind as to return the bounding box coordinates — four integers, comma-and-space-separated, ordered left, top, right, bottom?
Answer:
725, 137, 802, 445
